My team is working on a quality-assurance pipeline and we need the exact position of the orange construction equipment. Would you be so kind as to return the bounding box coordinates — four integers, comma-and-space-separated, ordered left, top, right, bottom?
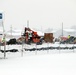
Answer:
23, 27, 43, 44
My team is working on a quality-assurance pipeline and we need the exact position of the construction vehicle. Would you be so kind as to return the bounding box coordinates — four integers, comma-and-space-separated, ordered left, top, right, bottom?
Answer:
60, 36, 76, 44
22, 27, 44, 45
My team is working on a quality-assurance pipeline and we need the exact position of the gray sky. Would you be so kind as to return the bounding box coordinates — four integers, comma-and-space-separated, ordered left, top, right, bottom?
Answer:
0, 0, 76, 31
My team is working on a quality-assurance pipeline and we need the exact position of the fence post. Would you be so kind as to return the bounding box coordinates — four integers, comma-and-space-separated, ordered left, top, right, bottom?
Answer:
3, 34, 6, 59
47, 42, 49, 53
73, 44, 74, 53
35, 43, 37, 55
21, 38, 24, 57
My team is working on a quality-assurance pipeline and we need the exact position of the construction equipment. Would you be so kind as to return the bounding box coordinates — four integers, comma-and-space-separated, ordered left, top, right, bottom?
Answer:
60, 36, 76, 44
22, 27, 43, 45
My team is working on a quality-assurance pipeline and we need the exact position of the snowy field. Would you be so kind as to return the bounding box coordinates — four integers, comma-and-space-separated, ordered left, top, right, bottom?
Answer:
0, 43, 76, 75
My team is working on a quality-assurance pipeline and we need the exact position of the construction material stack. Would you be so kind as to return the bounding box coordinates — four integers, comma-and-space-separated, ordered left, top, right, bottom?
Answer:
44, 33, 54, 43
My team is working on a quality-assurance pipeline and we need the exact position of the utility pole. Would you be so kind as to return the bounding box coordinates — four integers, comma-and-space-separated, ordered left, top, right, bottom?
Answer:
62, 22, 63, 37
10, 25, 12, 38
27, 20, 29, 28
21, 31, 24, 57
41, 26, 43, 32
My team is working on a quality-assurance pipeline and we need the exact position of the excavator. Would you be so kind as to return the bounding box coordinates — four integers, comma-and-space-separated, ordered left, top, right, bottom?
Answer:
22, 27, 43, 45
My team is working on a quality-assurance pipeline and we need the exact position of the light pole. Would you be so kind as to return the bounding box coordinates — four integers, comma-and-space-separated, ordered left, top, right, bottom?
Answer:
2, 20, 6, 59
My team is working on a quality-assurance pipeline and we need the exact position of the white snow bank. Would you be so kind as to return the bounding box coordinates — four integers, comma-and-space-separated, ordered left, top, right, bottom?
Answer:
0, 43, 76, 75
0, 53, 76, 75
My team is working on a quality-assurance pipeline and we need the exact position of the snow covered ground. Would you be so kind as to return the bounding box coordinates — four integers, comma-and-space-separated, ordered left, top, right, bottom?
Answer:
0, 43, 76, 75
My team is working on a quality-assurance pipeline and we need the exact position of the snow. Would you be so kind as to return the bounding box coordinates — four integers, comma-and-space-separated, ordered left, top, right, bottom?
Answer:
0, 43, 76, 75
63, 29, 76, 32
37, 31, 44, 36
6, 29, 22, 39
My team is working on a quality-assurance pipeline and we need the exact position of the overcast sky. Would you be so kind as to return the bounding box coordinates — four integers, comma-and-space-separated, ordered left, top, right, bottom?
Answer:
0, 0, 76, 31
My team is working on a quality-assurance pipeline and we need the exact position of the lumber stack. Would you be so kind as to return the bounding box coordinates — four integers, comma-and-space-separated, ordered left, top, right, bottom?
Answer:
44, 33, 54, 43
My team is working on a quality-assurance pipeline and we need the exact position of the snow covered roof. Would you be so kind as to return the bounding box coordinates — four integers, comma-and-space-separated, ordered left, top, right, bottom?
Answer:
6, 29, 22, 38
63, 29, 76, 32
7, 29, 22, 33
51, 29, 76, 33
7, 33, 21, 36
51, 30, 58, 33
